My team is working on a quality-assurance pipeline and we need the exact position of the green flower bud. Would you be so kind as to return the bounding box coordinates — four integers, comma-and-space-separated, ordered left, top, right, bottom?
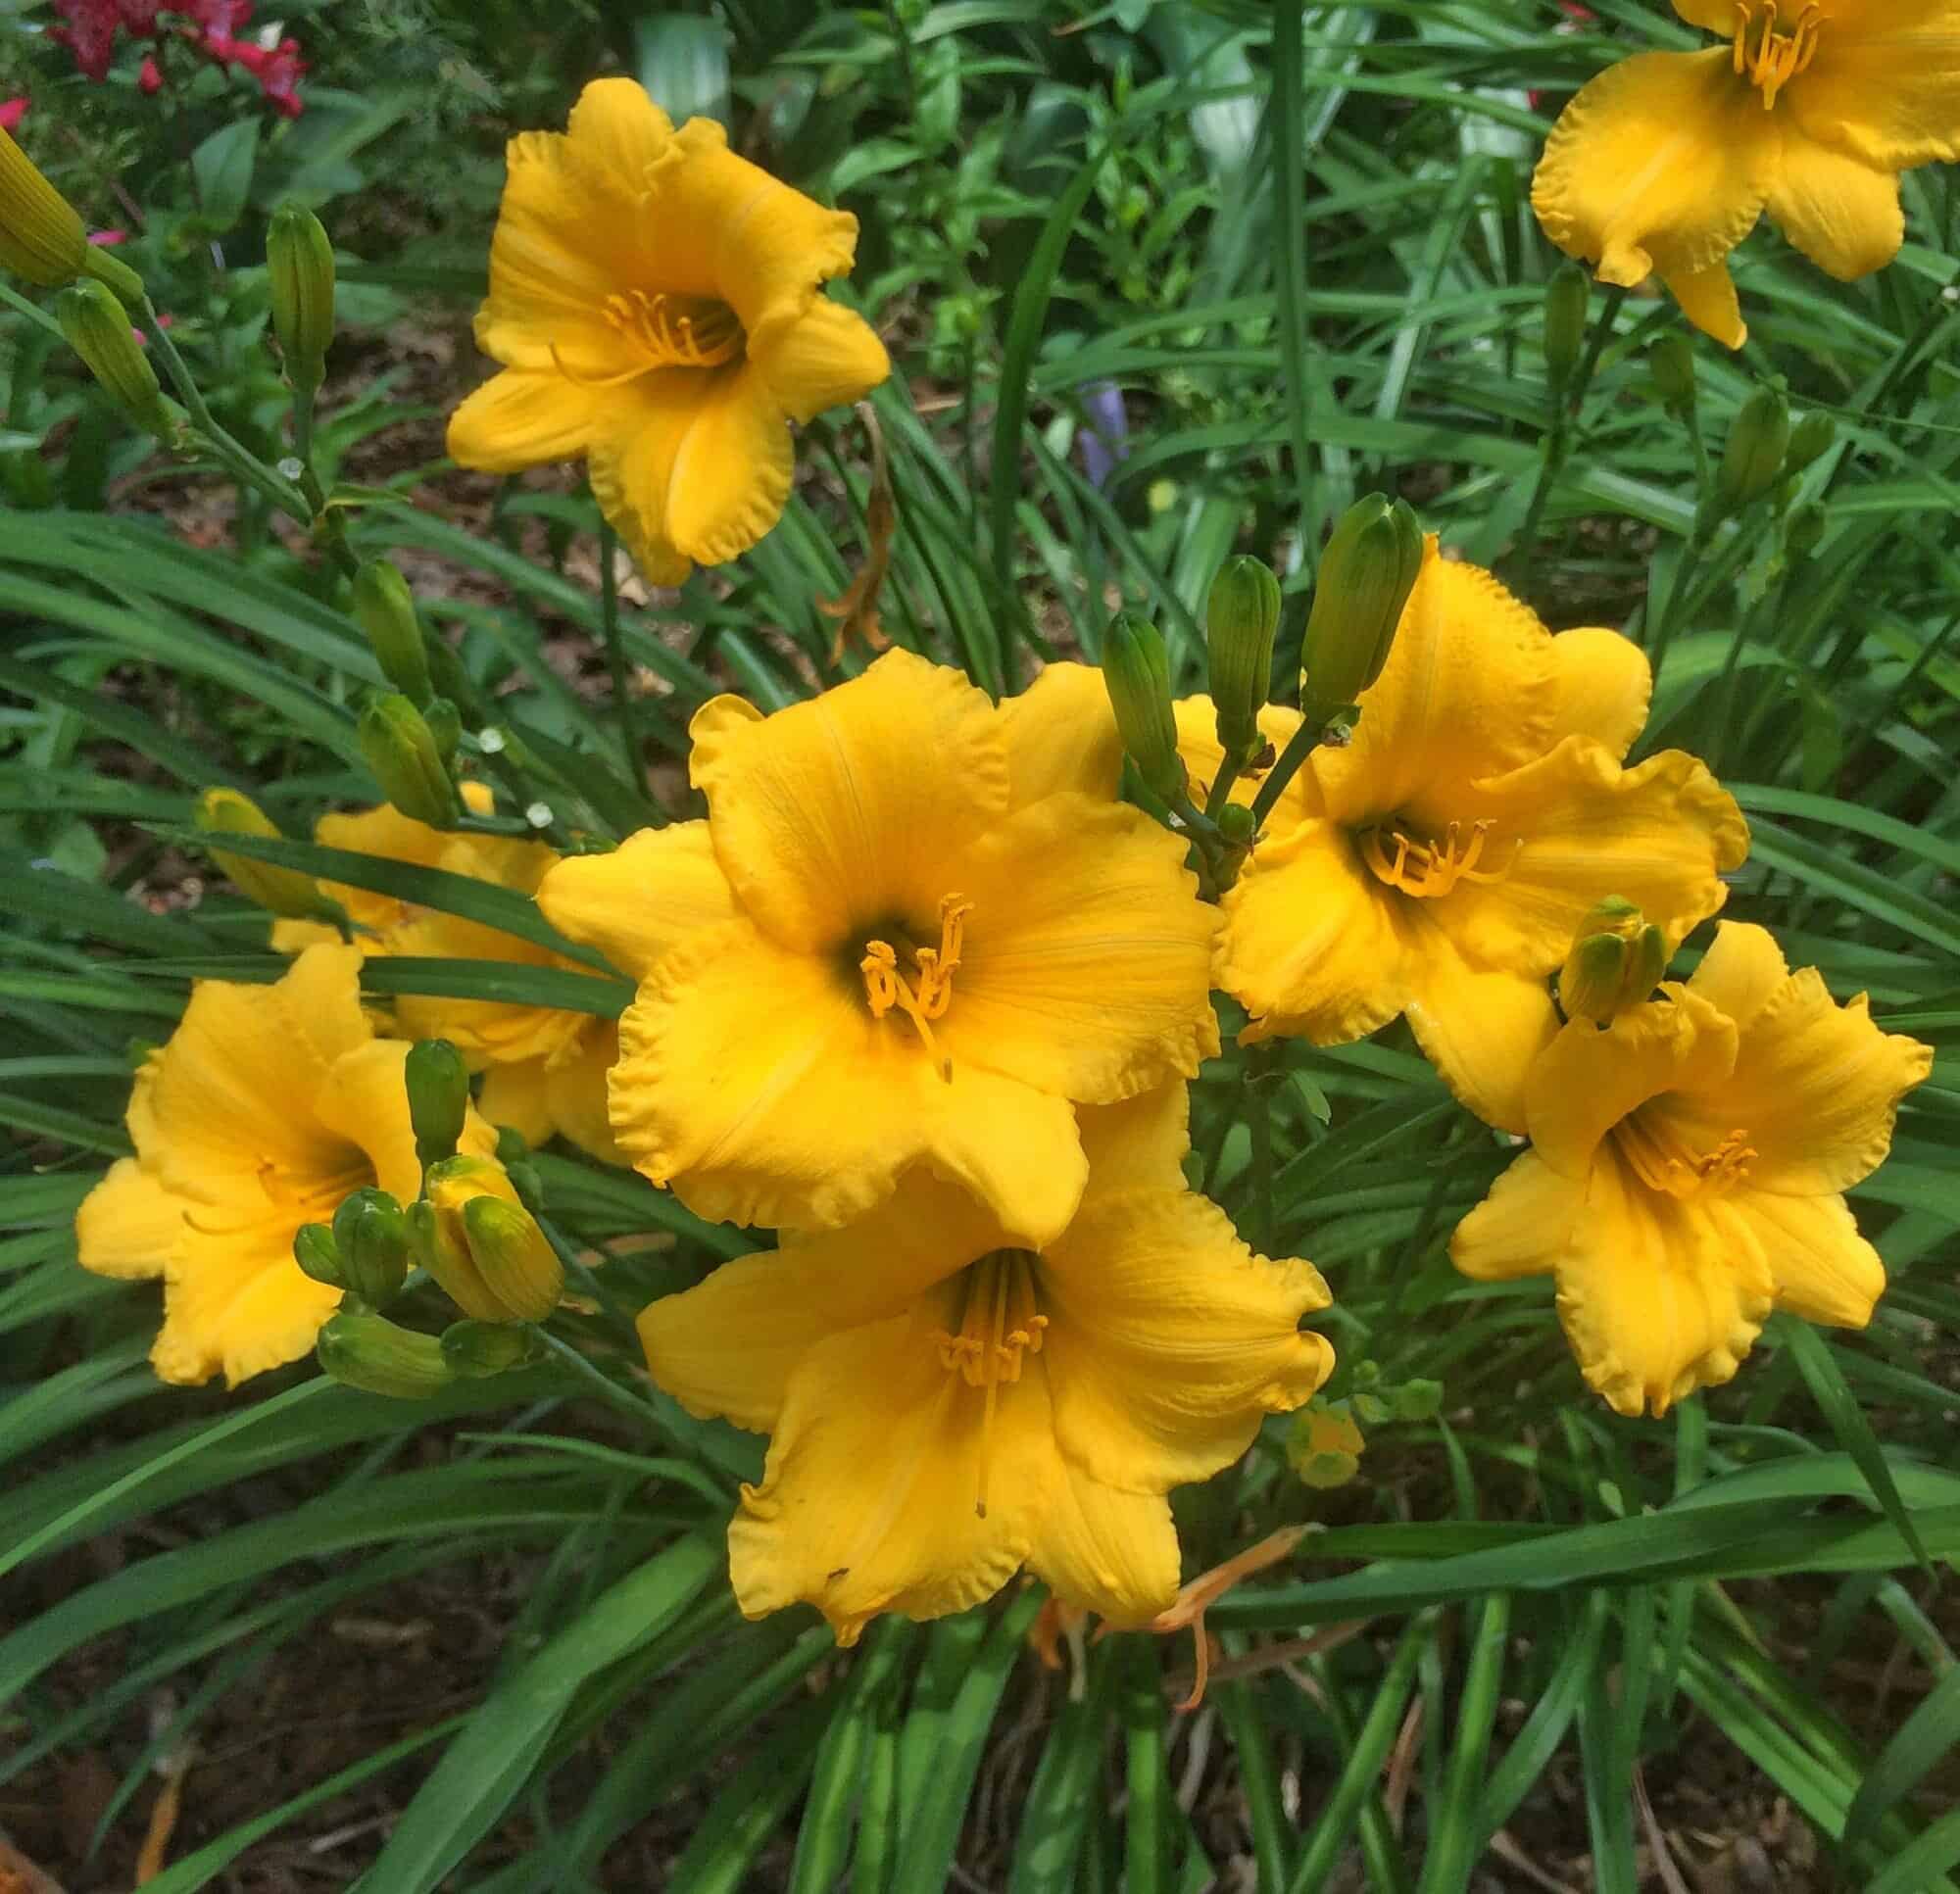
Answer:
1205, 556, 1283, 755
292, 1222, 346, 1290
413, 1155, 553, 1323
1782, 413, 1836, 476
1784, 501, 1827, 558
1215, 802, 1256, 847
0, 126, 86, 289
406, 1038, 469, 1171
330, 1186, 411, 1308
1648, 334, 1696, 410
57, 279, 172, 437
358, 693, 459, 827
1300, 495, 1423, 733
1715, 384, 1790, 515
1102, 612, 1184, 803
194, 786, 333, 919
266, 203, 335, 397
423, 696, 462, 767
461, 1195, 564, 1325
316, 1310, 454, 1399
1394, 1378, 1445, 1423
441, 1319, 542, 1378
1557, 898, 1670, 1025
1543, 263, 1589, 393
353, 558, 431, 704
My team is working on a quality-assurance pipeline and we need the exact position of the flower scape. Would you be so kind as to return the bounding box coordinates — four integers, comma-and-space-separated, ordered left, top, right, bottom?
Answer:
8, 20, 1958, 1886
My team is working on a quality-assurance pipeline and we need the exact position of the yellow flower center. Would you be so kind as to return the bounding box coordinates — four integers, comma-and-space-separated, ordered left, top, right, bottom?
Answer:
1359, 818, 1514, 898
1614, 1111, 1758, 1198
858, 894, 973, 1082
931, 1247, 1048, 1521
1732, 1, 1822, 108
184, 1155, 372, 1238
556, 290, 745, 386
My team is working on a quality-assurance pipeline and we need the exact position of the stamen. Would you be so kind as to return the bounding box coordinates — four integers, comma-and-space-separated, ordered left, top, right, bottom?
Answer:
928, 1251, 1049, 1520
1360, 818, 1516, 898
858, 896, 974, 1079
1730, 0, 1822, 107
1615, 1114, 1758, 1198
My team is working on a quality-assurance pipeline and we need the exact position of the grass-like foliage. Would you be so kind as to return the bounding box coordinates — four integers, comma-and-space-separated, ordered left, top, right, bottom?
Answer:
2, 2, 1957, 1889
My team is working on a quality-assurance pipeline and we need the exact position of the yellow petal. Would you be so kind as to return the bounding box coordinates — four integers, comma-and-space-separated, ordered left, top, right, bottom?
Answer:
1765, 133, 1904, 279
663, 362, 794, 566
536, 822, 740, 984
942, 793, 1219, 1103
641, 1169, 998, 1431
1532, 49, 1772, 299
1732, 1188, 1887, 1328
1553, 1146, 1773, 1417
387, 914, 589, 1071
446, 367, 601, 473
312, 801, 461, 935
689, 649, 1009, 950
1041, 1191, 1333, 1493
1547, 626, 1652, 760
1173, 695, 1316, 825
1449, 1150, 1584, 1282
1673, 0, 1740, 26
612, 916, 1088, 1242
1028, 1476, 1181, 1628
1003, 661, 1126, 808
270, 918, 341, 954
753, 295, 890, 425
1436, 740, 1748, 976
1788, 10, 1960, 170
75, 1158, 184, 1282
564, 75, 674, 191
1683, 918, 1788, 1030
1663, 261, 1748, 351
1076, 1084, 1194, 1201
476, 1056, 556, 1148
586, 370, 721, 587
1401, 938, 1560, 1136
1665, 968, 1933, 1195
1525, 989, 1740, 1181
312, 1040, 438, 1204
1313, 545, 1559, 828
542, 1022, 632, 1168
1216, 819, 1415, 1045
153, 1225, 344, 1388
725, 1309, 1046, 1646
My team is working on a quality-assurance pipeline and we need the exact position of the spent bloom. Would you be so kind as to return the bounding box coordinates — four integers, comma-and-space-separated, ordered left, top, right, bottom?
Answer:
448, 78, 889, 583
1533, 0, 1960, 348
1177, 541, 1747, 1134
75, 944, 500, 1385
538, 651, 1217, 1244
642, 1086, 1334, 1644
1451, 922, 1932, 1416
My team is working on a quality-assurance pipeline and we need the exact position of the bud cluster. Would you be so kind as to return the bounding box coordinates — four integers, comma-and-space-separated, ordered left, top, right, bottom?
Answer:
1557, 898, 1670, 1026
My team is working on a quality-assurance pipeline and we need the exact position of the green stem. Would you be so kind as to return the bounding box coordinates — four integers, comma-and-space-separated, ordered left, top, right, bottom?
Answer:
1201, 739, 1254, 822
1248, 715, 1323, 830
596, 519, 649, 793
1271, 0, 1317, 543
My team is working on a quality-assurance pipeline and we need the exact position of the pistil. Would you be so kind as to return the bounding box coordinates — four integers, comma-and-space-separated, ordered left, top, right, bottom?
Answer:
1359, 818, 1514, 898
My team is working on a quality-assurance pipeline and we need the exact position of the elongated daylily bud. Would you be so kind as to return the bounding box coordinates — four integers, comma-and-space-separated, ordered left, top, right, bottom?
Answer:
330, 1186, 411, 1307
423, 696, 462, 766
1299, 495, 1422, 733
1543, 263, 1589, 394
1648, 334, 1695, 411
358, 693, 459, 826
1102, 611, 1184, 802
1714, 384, 1790, 515
316, 1310, 454, 1399
1785, 502, 1827, 558
411, 1155, 552, 1323
292, 1222, 346, 1290
267, 203, 334, 396
56, 279, 171, 437
194, 786, 331, 919
406, 1038, 469, 1172
442, 1317, 542, 1378
1206, 555, 1283, 755
353, 558, 431, 704
0, 125, 84, 288
1783, 413, 1835, 476
1557, 898, 1670, 1026
461, 1195, 564, 1324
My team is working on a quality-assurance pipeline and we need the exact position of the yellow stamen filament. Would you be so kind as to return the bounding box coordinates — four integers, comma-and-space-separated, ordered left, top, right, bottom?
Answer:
859, 895, 973, 1082
931, 1249, 1047, 1520
550, 289, 745, 386
1615, 1115, 1758, 1198
1360, 819, 1514, 898
1731, 1, 1822, 108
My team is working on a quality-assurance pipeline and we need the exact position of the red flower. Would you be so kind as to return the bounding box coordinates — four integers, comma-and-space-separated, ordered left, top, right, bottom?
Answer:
0, 98, 26, 133
224, 33, 304, 117
50, 0, 122, 81
138, 54, 164, 92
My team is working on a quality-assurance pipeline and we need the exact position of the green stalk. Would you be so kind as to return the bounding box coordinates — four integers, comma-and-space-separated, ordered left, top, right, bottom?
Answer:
1248, 715, 1324, 830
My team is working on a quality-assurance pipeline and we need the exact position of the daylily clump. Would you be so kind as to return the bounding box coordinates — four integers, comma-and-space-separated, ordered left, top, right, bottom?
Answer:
540, 650, 1217, 1244
449, 77, 890, 581
641, 1086, 1334, 1642
1534, 0, 1960, 346
1451, 922, 1933, 1415
1177, 539, 1749, 1133
74, 944, 501, 1385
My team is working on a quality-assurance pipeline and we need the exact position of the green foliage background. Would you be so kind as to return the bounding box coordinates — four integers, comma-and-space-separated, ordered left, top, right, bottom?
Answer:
2, 0, 1958, 1887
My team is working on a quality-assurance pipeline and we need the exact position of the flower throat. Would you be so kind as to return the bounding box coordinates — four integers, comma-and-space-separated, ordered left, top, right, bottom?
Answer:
1732, 2, 1821, 109
932, 1248, 1047, 1520
859, 894, 972, 1081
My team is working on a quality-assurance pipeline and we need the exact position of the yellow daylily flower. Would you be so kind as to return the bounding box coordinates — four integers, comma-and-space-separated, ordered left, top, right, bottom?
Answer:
641, 1085, 1335, 1644
74, 944, 501, 1386
1451, 922, 1933, 1417
273, 793, 627, 1168
537, 652, 1215, 1244
1178, 542, 1747, 1134
1533, 0, 1960, 348
447, 78, 890, 582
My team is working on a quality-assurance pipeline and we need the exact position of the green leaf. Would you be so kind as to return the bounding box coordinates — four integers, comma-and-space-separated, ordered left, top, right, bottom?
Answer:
1842, 1663, 1960, 1856
190, 119, 261, 232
